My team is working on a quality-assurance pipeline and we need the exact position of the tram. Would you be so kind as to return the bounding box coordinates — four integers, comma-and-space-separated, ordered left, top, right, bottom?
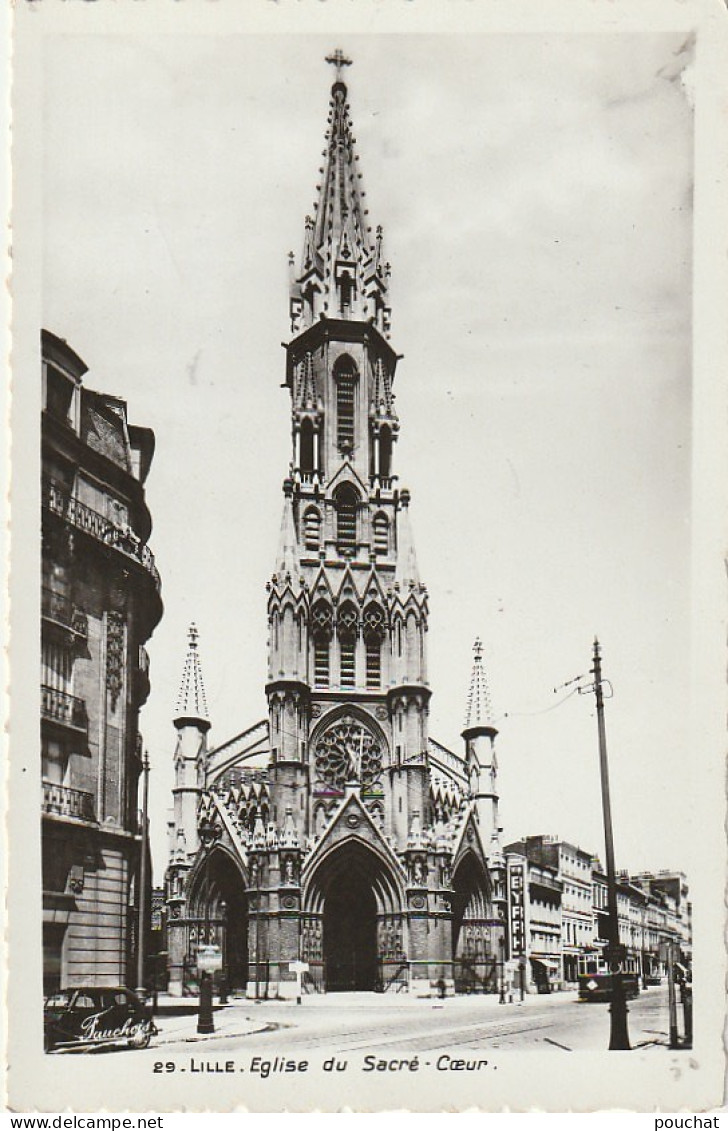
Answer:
576, 950, 640, 1002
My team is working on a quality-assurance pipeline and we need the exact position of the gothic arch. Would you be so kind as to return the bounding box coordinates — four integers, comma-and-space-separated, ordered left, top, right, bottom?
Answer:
451, 849, 496, 993
309, 703, 388, 759
186, 844, 250, 992
303, 838, 405, 992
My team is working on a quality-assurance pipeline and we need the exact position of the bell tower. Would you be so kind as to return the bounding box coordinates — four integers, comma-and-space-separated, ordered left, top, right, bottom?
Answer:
462, 638, 501, 858
267, 51, 430, 848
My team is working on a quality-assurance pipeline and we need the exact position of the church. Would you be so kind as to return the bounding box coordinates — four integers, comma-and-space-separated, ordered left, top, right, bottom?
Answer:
165, 52, 507, 998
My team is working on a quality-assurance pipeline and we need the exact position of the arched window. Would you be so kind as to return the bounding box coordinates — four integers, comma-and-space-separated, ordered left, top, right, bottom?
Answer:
372, 512, 389, 556
339, 271, 354, 315
335, 484, 358, 551
363, 604, 386, 689
379, 425, 392, 478
337, 602, 358, 689
300, 418, 314, 473
311, 600, 333, 688
335, 358, 356, 453
303, 507, 321, 552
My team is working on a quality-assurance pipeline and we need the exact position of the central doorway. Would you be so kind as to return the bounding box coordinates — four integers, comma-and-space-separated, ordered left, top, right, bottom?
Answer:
305, 834, 403, 994
323, 882, 377, 991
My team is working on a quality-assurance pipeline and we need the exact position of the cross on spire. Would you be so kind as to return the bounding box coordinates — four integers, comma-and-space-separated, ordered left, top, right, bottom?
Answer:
325, 48, 352, 81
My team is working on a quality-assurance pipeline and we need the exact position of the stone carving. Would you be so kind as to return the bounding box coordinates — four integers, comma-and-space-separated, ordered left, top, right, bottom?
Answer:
314, 717, 382, 792
106, 611, 125, 711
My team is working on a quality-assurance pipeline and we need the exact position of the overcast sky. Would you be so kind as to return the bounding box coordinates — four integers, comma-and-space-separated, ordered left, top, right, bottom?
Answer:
40, 31, 696, 880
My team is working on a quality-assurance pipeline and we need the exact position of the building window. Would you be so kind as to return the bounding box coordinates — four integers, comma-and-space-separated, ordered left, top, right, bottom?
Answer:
45, 365, 75, 426
303, 507, 321, 552
335, 360, 356, 453
335, 485, 358, 550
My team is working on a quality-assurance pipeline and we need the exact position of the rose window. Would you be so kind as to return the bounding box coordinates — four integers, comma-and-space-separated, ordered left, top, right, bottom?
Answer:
314, 717, 383, 793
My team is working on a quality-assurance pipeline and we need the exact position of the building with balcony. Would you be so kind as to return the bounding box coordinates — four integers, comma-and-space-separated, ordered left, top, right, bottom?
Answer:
508, 836, 593, 986
505, 836, 691, 992
504, 841, 563, 993
41, 329, 162, 992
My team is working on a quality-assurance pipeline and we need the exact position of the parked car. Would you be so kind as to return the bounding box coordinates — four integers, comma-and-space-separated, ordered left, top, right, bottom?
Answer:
44, 986, 157, 1053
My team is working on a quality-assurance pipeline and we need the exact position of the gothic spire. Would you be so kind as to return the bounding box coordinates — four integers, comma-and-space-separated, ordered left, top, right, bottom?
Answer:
174, 622, 210, 731
272, 478, 301, 584
289, 51, 391, 337
463, 637, 495, 731
393, 489, 421, 591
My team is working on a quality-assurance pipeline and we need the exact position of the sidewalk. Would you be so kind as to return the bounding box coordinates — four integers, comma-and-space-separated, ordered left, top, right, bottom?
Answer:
152, 999, 271, 1047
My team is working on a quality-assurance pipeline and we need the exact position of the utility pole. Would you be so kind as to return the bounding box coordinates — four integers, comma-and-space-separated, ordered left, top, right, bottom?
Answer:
667, 941, 679, 1049
135, 751, 150, 997
590, 638, 631, 1050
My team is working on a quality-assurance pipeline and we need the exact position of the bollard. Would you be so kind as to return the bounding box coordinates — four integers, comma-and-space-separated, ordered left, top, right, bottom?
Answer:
681, 985, 693, 1048
197, 971, 215, 1034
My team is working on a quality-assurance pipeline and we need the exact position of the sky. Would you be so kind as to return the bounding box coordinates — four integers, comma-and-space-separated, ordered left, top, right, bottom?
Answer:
39, 31, 696, 881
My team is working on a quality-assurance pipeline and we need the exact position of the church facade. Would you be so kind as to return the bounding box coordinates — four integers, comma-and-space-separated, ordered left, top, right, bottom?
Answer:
165, 55, 506, 997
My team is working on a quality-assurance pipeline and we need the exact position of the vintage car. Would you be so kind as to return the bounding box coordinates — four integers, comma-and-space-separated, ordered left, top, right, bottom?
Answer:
44, 986, 157, 1053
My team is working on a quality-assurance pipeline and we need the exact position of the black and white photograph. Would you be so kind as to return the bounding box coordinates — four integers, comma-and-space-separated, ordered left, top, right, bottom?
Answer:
6, 0, 727, 1115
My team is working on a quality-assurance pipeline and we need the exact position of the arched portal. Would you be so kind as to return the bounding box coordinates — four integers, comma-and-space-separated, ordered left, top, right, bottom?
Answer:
324, 880, 377, 991
304, 837, 404, 993
451, 851, 496, 994
188, 848, 249, 994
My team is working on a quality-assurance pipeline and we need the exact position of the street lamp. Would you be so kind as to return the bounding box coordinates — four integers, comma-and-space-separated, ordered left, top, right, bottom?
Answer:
588, 639, 630, 1050
498, 936, 506, 1005
135, 751, 150, 998
219, 900, 228, 1004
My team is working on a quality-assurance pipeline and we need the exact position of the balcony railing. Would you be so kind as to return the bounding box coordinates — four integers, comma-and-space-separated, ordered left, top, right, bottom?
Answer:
42, 781, 95, 822
41, 587, 88, 639
529, 872, 564, 896
41, 685, 87, 732
43, 480, 161, 593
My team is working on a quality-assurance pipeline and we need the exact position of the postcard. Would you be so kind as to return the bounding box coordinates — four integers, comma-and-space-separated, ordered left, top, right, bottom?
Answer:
6, 0, 727, 1114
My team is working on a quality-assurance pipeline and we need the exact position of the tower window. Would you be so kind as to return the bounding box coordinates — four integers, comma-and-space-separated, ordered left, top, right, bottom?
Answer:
337, 603, 358, 689
379, 426, 392, 478
365, 639, 381, 688
314, 640, 329, 688
300, 418, 315, 473
340, 639, 356, 688
312, 600, 333, 689
303, 507, 321, 552
335, 362, 356, 453
363, 604, 386, 690
373, 513, 389, 556
335, 485, 358, 550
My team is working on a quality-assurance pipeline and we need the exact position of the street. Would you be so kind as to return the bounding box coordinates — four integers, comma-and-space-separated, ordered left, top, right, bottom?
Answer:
123, 985, 685, 1059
